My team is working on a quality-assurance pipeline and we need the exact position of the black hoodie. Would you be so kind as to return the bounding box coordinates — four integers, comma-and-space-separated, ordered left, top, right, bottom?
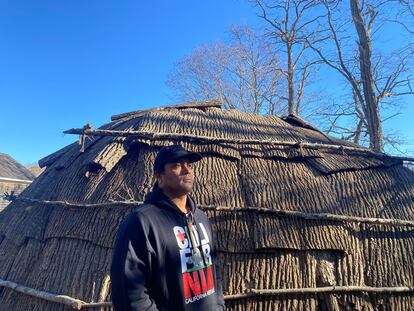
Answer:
111, 185, 226, 311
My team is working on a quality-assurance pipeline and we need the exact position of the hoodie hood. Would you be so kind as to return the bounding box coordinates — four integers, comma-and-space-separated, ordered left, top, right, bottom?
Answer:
144, 184, 196, 215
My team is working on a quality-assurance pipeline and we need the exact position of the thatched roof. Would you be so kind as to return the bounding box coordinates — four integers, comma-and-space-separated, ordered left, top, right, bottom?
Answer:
0, 153, 35, 182
0, 102, 413, 310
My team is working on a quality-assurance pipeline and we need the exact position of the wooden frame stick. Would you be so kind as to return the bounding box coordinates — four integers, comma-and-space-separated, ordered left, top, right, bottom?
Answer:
224, 286, 414, 300
62, 127, 414, 162
2, 279, 413, 307
16, 197, 414, 227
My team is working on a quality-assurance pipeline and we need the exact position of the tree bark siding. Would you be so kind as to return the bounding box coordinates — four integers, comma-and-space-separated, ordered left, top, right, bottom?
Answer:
1, 107, 414, 310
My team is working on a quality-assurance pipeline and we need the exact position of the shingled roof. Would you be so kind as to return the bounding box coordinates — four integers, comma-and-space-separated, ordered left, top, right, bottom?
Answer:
0, 153, 35, 182
0, 102, 413, 310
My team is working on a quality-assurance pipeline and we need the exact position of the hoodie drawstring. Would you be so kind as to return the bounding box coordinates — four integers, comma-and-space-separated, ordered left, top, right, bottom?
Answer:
186, 212, 208, 267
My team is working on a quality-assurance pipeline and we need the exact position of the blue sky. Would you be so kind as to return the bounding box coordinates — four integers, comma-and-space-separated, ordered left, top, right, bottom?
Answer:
0, 0, 413, 165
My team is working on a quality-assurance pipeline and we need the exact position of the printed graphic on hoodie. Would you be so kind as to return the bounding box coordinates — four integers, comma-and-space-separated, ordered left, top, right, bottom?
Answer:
173, 223, 215, 304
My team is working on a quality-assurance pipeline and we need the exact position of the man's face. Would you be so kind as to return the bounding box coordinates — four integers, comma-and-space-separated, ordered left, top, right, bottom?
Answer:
156, 158, 195, 196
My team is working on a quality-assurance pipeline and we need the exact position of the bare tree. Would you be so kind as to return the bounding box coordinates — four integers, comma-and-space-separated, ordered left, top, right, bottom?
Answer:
307, 0, 413, 152
395, 0, 414, 33
167, 0, 412, 153
254, 0, 324, 115
400, 0, 414, 17
167, 25, 283, 115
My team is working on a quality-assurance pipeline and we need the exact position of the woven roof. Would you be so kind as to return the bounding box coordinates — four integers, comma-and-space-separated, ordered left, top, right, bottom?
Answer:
0, 103, 413, 310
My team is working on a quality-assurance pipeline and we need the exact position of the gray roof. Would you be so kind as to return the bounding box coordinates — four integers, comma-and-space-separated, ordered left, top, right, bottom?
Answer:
0, 153, 36, 181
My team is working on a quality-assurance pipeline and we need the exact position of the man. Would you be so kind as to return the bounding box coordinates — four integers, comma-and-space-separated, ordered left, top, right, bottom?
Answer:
111, 145, 225, 310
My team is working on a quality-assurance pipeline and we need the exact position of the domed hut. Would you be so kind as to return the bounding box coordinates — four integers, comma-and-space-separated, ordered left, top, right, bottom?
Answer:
0, 101, 414, 310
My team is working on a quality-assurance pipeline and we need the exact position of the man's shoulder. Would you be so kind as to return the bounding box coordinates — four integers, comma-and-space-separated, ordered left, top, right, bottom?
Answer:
194, 206, 210, 221
120, 203, 162, 229
131, 202, 165, 218
135, 202, 158, 213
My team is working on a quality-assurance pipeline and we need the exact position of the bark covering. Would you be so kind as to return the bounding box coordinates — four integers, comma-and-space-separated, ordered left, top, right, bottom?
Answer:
0, 105, 413, 310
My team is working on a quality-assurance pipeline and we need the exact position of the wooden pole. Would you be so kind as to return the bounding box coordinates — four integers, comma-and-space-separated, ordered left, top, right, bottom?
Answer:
3, 278, 412, 307
17, 197, 414, 228
224, 286, 414, 300
18, 197, 141, 208
62, 127, 414, 162
0, 279, 84, 310
82, 302, 112, 308
210, 205, 414, 227
111, 100, 223, 121
0, 279, 112, 310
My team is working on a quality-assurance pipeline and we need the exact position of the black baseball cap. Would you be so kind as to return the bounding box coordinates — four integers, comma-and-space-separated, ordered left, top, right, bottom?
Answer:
153, 145, 202, 173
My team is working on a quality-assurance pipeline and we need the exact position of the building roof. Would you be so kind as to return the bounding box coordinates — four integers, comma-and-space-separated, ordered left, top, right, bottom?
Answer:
0, 153, 35, 182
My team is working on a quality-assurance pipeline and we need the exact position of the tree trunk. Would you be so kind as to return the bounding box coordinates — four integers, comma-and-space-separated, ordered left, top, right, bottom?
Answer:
350, 0, 383, 151
287, 41, 295, 115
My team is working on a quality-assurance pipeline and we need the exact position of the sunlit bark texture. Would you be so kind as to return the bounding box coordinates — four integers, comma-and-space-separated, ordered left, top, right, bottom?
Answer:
0, 102, 413, 310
